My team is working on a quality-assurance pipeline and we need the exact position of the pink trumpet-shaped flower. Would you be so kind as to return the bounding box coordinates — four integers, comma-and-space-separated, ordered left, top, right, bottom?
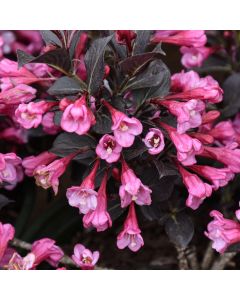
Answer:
152, 30, 207, 47
180, 46, 215, 68
34, 153, 76, 195
160, 122, 203, 166
0, 153, 22, 186
0, 222, 15, 264
83, 171, 112, 232
160, 99, 205, 133
60, 95, 96, 135
117, 202, 144, 252
22, 151, 57, 176
201, 145, 240, 173
119, 160, 152, 208
102, 99, 142, 147
177, 163, 212, 210
0, 84, 36, 105
188, 165, 234, 190
115, 30, 136, 52
96, 134, 122, 163
72, 244, 100, 270
66, 160, 99, 214
15, 101, 56, 129
169, 70, 223, 104
143, 128, 165, 155
205, 210, 240, 253
207, 120, 236, 146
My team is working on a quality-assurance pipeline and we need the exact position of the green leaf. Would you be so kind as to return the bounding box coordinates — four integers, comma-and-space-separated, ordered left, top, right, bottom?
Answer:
0, 194, 14, 210
92, 113, 112, 134
17, 48, 72, 75
84, 35, 113, 95
165, 212, 194, 249
133, 30, 153, 55
40, 30, 62, 47
50, 132, 97, 160
47, 76, 86, 96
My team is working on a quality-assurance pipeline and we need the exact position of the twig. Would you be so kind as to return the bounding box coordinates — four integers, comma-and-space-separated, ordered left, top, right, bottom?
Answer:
211, 252, 237, 270
201, 242, 215, 270
185, 246, 199, 270
176, 246, 189, 270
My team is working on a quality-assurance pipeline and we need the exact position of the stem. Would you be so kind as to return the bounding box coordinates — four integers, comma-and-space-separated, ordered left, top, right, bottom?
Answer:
201, 242, 215, 269
211, 252, 237, 270
175, 246, 189, 270
185, 246, 199, 270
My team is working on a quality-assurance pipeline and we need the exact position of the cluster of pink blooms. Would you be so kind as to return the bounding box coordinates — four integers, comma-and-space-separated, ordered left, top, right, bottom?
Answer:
0, 221, 99, 270
0, 30, 240, 261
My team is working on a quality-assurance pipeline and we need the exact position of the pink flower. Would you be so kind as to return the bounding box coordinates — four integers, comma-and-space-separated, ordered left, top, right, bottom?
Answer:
119, 160, 152, 208
15, 101, 55, 129
67, 160, 99, 214
22, 151, 57, 176
117, 202, 144, 252
115, 30, 136, 51
152, 30, 207, 47
143, 128, 165, 155
177, 164, 212, 210
160, 99, 205, 133
200, 110, 221, 132
42, 112, 61, 135
102, 99, 142, 147
0, 127, 28, 144
0, 84, 36, 105
207, 121, 236, 146
30, 238, 64, 268
180, 46, 215, 68
160, 122, 203, 166
169, 70, 223, 104
34, 153, 75, 195
25, 63, 50, 78
61, 95, 96, 135
96, 134, 122, 163
0, 153, 22, 187
83, 171, 112, 232
188, 165, 234, 190
189, 132, 214, 145
0, 222, 15, 264
205, 210, 240, 253
202, 145, 240, 173
72, 244, 99, 270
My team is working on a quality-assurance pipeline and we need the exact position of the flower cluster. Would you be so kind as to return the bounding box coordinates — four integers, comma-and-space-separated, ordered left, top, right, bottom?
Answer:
0, 30, 240, 268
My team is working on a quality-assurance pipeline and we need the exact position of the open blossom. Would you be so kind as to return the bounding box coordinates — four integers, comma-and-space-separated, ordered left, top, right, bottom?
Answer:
22, 151, 57, 176
102, 99, 142, 147
188, 165, 234, 190
0, 153, 22, 187
152, 30, 207, 47
119, 160, 152, 208
205, 210, 240, 253
160, 122, 203, 166
96, 134, 122, 163
117, 202, 144, 252
67, 160, 99, 214
0, 84, 36, 105
83, 171, 112, 232
42, 112, 61, 135
207, 120, 236, 146
15, 101, 55, 129
180, 46, 215, 68
160, 99, 205, 133
0, 222, 15, 265
202, 145, 240, 173
72, 244, 99, 270
177, 164, 212, 210
143, 128, 165, 155
115, 30, 136, 51
61, 95, 96, 135
169, 70, 223, 104
34, 153, 75, 195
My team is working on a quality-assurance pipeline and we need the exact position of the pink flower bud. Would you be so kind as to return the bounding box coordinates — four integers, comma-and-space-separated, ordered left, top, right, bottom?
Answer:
119, 160, 152, 208
180, 46, 215, 68
83, 171, 112, 232
205, 210, 240, 253
61, 95, 96, 135
96, 134, 122, 163
0, 153, 22, 187
152, 30, 207, 47
22, 151, 57, 177
102, 99, 142, 147
117, 203, 144, 252
143, 128, 165, 155
115, 30, 136, 52
207, 120, 236, 146
15, 101, 55, 129
0, 84, 36, 105
0, 222, 15, 263
42, 112, 61, 135
72, 244, 99, 270
67, 160, 100, 214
